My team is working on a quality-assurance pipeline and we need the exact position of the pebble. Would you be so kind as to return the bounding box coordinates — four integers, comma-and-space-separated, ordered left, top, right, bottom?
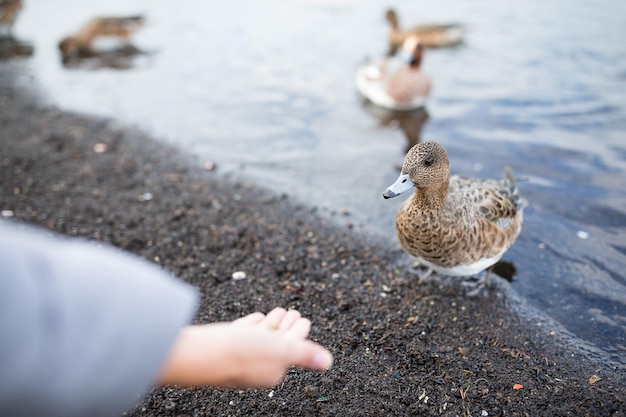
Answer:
93, 143, 107, 153
303, 385, 319, 398
232, 271, 247, 280
1, 209, 14, 217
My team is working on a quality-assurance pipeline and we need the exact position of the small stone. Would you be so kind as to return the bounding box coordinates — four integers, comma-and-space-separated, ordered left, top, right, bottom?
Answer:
1, 210, 14, 218
577, 230, 589, 239
481, 410, 489, 416
268, 390, 274, 398
232, 271, 247, 280
203, 161, 216, 171
303, 385, 319, 398
93, 143, 107, 153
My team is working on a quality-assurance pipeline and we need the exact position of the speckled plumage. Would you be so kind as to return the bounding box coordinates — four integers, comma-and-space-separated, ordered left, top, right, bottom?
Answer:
383, 141, 523, 276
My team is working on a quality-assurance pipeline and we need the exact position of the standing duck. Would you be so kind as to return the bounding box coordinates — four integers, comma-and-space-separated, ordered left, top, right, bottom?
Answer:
356, 35, 431, 111
385, 8, 465, 55
383, 141, 524, 285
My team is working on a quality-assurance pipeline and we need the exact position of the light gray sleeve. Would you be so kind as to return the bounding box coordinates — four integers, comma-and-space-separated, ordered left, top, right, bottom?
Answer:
0, 221, 199, 417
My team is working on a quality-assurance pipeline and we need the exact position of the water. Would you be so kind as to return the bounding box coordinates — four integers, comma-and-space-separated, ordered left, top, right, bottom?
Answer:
8, 0, 626, 363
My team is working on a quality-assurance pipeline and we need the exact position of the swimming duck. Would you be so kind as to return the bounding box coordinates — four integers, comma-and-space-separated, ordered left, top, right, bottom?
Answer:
385, 8, 465, 54
356, 35, 431, 111
58, 15, 144, 64
383, 141, 523, 281
0, 0, 22, 37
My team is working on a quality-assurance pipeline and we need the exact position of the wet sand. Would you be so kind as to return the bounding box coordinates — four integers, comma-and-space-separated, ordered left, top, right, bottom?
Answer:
1, 65, 624, 416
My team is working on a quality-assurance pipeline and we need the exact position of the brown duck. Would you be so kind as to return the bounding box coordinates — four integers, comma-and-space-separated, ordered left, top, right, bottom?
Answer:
58, 15, 144, 63
383, 141, 524, 278
385, 8, 465, 54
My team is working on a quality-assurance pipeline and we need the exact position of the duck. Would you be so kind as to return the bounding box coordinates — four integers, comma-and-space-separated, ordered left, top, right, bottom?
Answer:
383, 141, 524, 285
385, 8, 465, 55
356, 35, 431, 111
0, 0, 22, 37
58, 15, 144, 64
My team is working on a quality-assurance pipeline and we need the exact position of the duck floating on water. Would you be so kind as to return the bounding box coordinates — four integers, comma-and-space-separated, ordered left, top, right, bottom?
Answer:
356, 35, 431, 111
58, 15, 144, 64
385, 8, 465, 55
383, 141, 524, 289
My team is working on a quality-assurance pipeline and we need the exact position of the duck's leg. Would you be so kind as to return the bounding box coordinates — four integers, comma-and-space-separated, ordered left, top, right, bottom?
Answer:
408, 261, 434, 282
462, 266, 493, 297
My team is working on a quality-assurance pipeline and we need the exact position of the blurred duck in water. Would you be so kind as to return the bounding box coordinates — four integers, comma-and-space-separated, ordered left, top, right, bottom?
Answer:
356, 35, 431, 111
58, 15, 144, 65
0, 0, 34, 60
0, 0, 22, 37
385, 8, 465, 55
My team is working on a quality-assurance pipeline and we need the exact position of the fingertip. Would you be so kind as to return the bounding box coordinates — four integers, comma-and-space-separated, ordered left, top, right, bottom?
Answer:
312, 349, 333, 370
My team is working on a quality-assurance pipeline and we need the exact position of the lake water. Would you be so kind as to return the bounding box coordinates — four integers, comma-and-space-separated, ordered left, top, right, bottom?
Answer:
8, 0, 626, 363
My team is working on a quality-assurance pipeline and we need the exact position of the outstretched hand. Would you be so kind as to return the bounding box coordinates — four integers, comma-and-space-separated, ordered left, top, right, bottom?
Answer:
157, 308, 333, 388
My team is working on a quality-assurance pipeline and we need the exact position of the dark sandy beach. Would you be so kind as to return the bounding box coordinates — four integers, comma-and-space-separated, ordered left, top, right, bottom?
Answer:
1, 63, 624, 416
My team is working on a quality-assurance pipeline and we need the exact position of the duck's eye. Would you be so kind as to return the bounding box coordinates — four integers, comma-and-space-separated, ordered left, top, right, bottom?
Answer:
402, 178, 407, 183
424, 157, 434, 167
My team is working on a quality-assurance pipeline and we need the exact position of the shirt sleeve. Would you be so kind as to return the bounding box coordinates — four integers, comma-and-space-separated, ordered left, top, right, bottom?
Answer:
0, 220, 199, 417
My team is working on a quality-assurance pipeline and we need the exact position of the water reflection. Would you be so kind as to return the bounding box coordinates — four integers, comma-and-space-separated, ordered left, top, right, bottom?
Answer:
0, 35, 33, 59
360, 99, 430, 154
59, 44, 147, 70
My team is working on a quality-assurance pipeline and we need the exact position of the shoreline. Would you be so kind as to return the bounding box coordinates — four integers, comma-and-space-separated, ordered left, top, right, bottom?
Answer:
1, 64, 624, 416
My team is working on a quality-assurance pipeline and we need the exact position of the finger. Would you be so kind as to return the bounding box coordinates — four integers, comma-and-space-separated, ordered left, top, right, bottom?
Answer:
286, 339, 333, 371
233, 312, 265, 326
284, 317, 311, 340
261, 307, 287, 329
277, 309, 302, 333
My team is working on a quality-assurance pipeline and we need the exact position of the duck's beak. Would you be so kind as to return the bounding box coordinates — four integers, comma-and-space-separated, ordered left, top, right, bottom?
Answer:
383, 173, 413, 199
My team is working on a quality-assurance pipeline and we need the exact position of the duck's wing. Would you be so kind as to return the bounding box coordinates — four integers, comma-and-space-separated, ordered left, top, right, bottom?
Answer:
450, 169, 522, 230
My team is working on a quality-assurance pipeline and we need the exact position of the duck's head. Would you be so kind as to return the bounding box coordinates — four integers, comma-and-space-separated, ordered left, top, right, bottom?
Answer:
383, 141, 450, 199
58, 36, 80, 63
401, 35, 424, 67
385, 9, 399, 28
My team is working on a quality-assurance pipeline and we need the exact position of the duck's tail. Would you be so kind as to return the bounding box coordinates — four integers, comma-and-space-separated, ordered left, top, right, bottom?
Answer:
504, 167, 527, 211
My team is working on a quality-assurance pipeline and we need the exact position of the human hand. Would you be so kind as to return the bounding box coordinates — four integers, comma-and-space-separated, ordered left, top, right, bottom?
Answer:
157, 308, 333, 388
